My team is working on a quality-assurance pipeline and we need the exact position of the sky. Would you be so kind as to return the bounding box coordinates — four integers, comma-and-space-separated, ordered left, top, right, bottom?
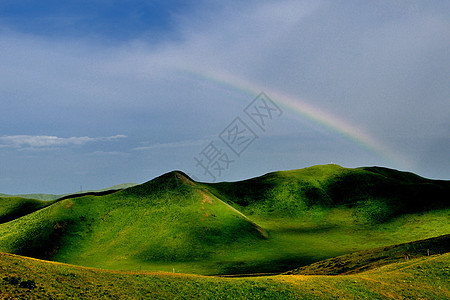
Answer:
0, 0, 449, 194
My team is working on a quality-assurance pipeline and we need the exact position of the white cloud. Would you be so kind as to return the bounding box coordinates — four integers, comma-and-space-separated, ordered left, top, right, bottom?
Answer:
0, 135, 126, 148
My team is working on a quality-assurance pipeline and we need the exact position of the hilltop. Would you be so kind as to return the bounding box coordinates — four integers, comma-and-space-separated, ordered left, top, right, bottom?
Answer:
0, 164, 449, 275
207, 164, 449, 220
0, 171, 266, 273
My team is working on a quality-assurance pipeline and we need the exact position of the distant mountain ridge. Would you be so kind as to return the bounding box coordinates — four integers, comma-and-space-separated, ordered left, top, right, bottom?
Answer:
0, 183, 138, 201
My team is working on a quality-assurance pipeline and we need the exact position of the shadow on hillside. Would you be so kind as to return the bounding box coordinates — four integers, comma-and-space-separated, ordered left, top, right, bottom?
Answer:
214, 254, 332, 275
270, 224, 337, 234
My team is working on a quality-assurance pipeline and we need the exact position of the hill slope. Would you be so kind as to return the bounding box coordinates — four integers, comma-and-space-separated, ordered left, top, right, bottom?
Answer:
207, 164, 449, 220
285, 233, 450, 275
0, 171, 266, 273
0, 165, 449, 275
1, 251, 449, 299
0, 197, 55, 224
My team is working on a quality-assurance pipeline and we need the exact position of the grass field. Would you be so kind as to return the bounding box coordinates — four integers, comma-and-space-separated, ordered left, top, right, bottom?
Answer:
0, 197, 55, 224
0, 165, 449, 276
285, 233, 450, 275
1, 251, 449, 299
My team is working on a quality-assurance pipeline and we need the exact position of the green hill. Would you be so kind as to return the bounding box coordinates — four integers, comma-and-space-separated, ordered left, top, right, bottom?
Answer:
201, 164, 450, 273
0, 197, 55, 224
0, 165, 449, 275
285, 233, 450, 275
0, 171, 266, 273
207, 164, 449, 220
1, 250, 449, 299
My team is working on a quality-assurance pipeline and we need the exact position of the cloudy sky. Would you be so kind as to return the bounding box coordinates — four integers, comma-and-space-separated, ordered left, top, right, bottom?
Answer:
1, 0, 449, 194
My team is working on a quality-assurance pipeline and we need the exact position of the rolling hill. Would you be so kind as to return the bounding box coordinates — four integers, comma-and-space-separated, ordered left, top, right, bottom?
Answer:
0, 197, 55, 224
207, 164, 449, 220
0, 164, 449, 275
0, 171, 267, 273
1, 250, 449, 299
285, 233, 450, 275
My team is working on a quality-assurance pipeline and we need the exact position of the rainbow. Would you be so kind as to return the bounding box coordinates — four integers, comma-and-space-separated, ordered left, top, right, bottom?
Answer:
178, 67, 408, 169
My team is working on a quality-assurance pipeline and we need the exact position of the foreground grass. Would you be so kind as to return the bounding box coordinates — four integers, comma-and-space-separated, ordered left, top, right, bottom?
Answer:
1, 252, 449, 299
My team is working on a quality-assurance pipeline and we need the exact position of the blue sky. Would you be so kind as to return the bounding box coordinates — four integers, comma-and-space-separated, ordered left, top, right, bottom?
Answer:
1, 0, 449, 194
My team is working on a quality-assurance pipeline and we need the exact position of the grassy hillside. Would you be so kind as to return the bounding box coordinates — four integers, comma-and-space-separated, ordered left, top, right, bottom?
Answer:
285, 233, 450, 275
202, 164, 450, 273
0, 197, 54, 224
208, 164, 449, 220
0, 165, 449, 275
0, 172, 266, 273
0, 183, 137, 224
1, 251, 449, 299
